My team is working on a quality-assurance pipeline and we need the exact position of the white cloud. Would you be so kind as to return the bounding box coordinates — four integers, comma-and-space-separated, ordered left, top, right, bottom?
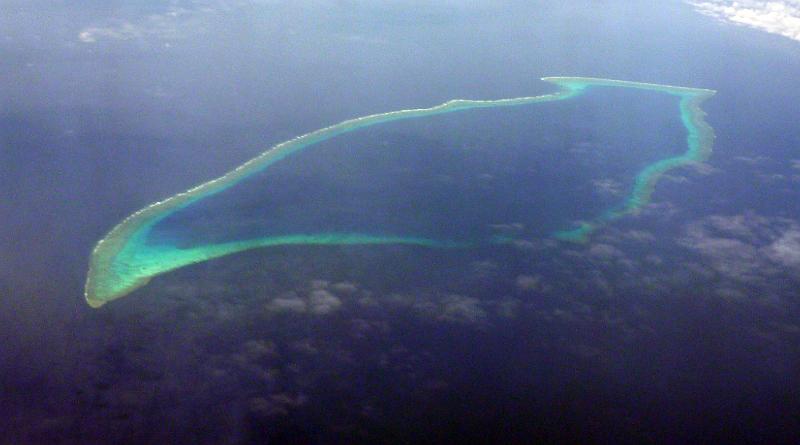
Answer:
76, 0, 490, 43
515, 274, 541, 292
592, 178, 623, 197
79, 23, 140, 43
331, 281, 359, 295
78, 6, 200, 43
733, 155, 771, 164
682, 226, 763, 279
438, 295, 486, 324
588, 243, 625, 260
266, 295, 308, 313
766, 228, 800, 267
308, 289, 342, 315
680, 212, 800, 282
687, 0, 800, 42
265, 284, 345, 315
704, 213, 769, 240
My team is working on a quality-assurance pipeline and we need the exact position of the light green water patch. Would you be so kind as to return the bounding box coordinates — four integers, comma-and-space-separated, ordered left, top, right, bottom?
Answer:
85, 77, 715, 308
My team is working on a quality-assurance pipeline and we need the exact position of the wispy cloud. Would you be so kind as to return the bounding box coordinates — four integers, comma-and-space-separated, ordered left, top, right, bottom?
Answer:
76, 0, 489, 44
76, 0, 277, 44
78, 6, 203, 43
686, 0, 800, 42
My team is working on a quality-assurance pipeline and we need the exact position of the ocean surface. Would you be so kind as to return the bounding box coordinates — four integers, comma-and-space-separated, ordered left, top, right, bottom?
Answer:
2, 1, 800, 443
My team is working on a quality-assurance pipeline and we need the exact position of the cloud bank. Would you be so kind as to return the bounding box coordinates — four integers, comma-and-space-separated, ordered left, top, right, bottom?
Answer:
687, 0, 800, 42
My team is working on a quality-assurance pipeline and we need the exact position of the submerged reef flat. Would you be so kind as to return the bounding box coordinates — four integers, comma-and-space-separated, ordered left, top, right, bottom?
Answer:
85, 77, 716, 308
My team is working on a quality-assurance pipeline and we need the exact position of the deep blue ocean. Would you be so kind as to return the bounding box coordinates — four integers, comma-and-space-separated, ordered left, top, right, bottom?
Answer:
2, 1, 800, 444
153, 87, 684, 246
